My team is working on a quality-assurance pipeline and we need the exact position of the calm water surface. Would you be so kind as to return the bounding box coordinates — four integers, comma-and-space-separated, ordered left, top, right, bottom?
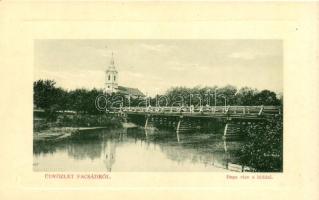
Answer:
33, 128, 243, 172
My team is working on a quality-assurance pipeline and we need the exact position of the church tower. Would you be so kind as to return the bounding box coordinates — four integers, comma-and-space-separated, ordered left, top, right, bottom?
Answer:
105, 52, 119, 93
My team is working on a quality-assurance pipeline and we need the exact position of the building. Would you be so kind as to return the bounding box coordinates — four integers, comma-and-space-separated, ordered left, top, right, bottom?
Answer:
117, 86, 145, 97
105, 52, 119, 93
105, 53, 145, 98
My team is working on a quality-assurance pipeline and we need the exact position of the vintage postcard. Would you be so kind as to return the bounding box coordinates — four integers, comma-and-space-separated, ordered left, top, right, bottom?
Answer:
0, 1, 318, 200
33, 39, 283, 173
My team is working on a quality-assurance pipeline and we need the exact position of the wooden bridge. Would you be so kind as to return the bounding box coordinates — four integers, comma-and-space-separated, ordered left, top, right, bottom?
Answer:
121, 105, 280, 119
116, 105, 281, 140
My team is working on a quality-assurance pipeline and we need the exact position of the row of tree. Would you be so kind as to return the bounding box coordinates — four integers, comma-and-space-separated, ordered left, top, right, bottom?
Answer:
34, 79, 103, 114
162, 86, 282, 107
34, 79, 282, 114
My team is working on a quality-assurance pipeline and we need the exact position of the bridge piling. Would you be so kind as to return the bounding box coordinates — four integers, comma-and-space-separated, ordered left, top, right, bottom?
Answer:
223, 122, 245, 140
176, 117, 182, 134
144, 116, 149, 129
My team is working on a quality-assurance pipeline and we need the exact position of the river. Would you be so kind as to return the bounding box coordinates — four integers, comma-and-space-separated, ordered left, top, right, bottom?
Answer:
33, 128, 244, 172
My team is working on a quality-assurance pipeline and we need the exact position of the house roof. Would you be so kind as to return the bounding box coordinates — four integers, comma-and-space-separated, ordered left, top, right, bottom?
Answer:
118, 86, 145, 97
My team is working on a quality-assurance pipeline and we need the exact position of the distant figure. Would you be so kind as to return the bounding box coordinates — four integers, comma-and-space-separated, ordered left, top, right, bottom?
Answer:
205, 104, 210, 112
180, 106, 184, 113
190, 105, 194, 113
155, 107, 160, 112
199, 106, 203, 113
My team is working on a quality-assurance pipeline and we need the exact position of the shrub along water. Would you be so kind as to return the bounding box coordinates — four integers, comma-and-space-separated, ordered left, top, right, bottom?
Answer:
237, 116, 283, 172
56, 114, 123, 128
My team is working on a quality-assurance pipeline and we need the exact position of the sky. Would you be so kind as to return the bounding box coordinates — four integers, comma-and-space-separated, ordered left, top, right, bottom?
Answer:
34, 39, 283, 96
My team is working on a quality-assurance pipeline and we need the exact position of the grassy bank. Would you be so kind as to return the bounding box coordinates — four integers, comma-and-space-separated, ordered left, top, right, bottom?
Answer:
34, 111, 123, 132
33, 112, 123, 142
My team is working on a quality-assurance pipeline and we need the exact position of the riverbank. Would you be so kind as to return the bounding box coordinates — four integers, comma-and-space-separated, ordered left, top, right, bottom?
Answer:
34, 127, 112, 142
34, 111, 123, 129
34, 111, 124, 142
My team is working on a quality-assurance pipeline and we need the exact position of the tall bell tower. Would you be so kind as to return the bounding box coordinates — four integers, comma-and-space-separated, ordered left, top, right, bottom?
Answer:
105, 52, 119, 93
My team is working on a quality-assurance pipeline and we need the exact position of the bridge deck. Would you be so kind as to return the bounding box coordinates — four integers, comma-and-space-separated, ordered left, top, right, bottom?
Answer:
120, 106, 281, 119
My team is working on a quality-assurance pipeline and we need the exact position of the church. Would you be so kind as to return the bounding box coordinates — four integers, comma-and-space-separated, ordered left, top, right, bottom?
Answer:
104, 53, 145, 98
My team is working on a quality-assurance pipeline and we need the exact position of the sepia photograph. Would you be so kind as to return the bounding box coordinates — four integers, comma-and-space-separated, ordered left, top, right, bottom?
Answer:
33, 39, 283, 172
2, 1, 319, 200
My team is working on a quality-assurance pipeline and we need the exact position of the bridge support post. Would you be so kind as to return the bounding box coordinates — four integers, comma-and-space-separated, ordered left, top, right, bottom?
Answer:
144, 116, 149, 129
176, 117, 182, 134
176, 128, 180, 142
223, 123, 229, 137
223, 121, 244, 140
176, 116, 183, 142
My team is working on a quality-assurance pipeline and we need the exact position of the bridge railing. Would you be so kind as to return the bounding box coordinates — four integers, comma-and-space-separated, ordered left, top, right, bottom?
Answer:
120, 105, 281, 115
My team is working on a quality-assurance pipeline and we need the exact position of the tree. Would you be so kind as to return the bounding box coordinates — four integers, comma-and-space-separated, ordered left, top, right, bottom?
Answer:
69, 89, 88, 113
254, 90, 280, 105
33, 79, 63, 110
216, 85, 237, 106
238, 116, 283, 172
161, 86, 281, 107
235, 87, 258, 105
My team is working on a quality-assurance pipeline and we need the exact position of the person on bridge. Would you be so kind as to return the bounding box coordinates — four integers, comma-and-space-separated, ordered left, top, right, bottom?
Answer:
205, 104, 211, 112
190, 105, 194, 113
199, 105, 204, 113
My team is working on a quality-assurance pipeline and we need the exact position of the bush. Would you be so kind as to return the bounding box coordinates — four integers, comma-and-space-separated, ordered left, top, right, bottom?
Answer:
57, 114, 123, 128
238, 116, 283, 172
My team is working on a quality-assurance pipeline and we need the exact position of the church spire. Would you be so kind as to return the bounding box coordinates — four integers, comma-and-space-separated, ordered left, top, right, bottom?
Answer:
105, 50, 118, 94
110, 52, 115, 66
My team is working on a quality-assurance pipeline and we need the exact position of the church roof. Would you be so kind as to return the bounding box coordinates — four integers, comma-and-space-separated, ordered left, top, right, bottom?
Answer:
118, 86, 145, 97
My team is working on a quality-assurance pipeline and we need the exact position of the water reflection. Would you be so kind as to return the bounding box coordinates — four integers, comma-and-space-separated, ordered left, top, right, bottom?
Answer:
33, 128, 242, 172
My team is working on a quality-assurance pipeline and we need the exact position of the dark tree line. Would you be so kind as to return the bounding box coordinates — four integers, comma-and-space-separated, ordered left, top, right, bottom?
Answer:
34, 79, 104, 114
162, 85, 282, 107
34, 79, 282, 114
